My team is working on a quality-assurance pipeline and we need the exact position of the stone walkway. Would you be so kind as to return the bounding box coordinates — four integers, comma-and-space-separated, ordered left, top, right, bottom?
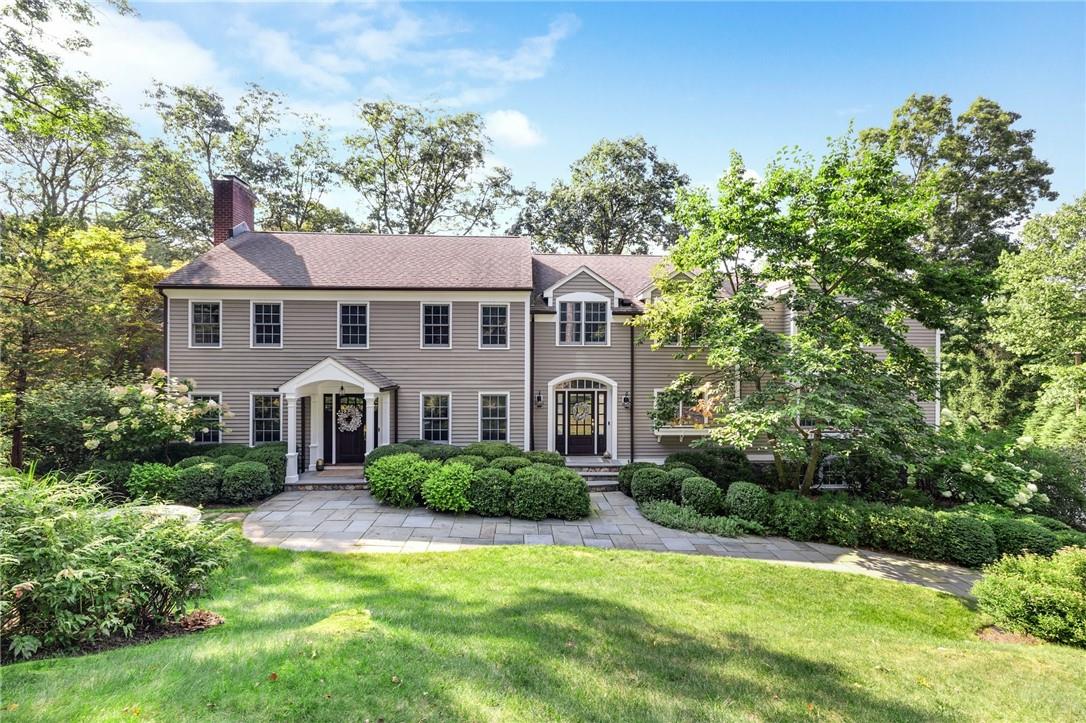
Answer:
243, 490, 980, 598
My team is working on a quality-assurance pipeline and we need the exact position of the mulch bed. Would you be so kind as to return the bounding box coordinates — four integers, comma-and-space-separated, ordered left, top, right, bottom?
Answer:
977, 625, 1042, 645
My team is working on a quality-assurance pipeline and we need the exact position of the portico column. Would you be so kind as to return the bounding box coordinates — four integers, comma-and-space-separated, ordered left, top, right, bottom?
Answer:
285, 393, 299, 483
364, 392, 378, 456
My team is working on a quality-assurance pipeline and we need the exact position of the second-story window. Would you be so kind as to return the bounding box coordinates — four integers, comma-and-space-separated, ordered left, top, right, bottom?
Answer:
479, 304, 508, 348
558, 300, 609, 345
251, 302, 282, 347
190, 301, 221, 347
422, 303, 451, 347
339, 303, 369, 348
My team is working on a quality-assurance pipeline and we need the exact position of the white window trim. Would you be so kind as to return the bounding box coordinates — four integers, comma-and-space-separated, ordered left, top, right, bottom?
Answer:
478, 391, 510, 442
188, 299, 223, 349
419, 302, 453, 349
336, 301, 371, 350
249, 300, 284, 349
542, 266, 622, 307
478, 302, 510, 350
189, 391, 222, 445
555, 293, 611, 347
419, 391, 453, 444
249, 391, 283, 447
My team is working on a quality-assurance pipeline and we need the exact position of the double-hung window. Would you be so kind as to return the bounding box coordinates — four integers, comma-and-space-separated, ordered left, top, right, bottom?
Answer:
558, 300, 609, 345
190, 301, 221, 347
421, 303, 451, 348
479, 304, 508, 348
421, 393, 450, 442
191, 393, 221, 444
251, 394, 281, 444
251, 302, 282, 347
339, 303, 369, 348
479, 393, 508, 441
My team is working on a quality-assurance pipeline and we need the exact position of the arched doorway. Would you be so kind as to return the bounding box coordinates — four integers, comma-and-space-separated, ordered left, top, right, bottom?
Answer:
547, 373, 618, 458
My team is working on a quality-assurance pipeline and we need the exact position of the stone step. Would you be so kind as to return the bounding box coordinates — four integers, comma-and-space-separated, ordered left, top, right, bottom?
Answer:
286, 480, 368, 491
586, 478, 620, 492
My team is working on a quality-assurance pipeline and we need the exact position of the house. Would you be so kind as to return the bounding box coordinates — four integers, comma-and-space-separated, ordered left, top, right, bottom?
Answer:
158, 176, 940, 484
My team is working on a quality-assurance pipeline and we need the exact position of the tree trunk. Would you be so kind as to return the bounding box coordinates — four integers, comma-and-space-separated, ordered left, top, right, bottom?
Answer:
800, 428, 822, 495
10, 366, 27, 470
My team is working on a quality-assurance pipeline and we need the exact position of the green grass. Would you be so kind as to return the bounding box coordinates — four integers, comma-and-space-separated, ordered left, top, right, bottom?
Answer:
4, 545, 1085, 722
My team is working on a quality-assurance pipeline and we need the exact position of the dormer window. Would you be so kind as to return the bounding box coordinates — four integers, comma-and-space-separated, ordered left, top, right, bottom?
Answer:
558, 299, 609, 345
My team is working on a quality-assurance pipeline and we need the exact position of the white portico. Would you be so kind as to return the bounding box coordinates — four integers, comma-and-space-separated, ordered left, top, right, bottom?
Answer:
277, 357, 396, 483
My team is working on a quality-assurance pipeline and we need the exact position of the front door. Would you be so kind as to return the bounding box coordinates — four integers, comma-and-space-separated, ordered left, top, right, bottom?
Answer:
334, 394, 366, 463
565, 391, 597, 455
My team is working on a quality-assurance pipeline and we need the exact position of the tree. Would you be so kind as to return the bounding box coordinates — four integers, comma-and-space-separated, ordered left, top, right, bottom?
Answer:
339, 101, 518, 234
513, 135, 688, 254
636, 138, 947, 491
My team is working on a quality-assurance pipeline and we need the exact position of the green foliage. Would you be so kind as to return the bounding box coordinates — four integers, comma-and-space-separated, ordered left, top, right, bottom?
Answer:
631, 467, 675, 504
245, 444, 286, 493
618, 462, 657, 496
468, 468, 512, 517
366, 453, 438, 508
0, 467, 238, 661
421, 462, 473, 513
365, 443, 413, 466
767, 493, 823, 542
665, 466, 699, 491
667, 448, 754, 488
974, 547, 1086, 648
220, 461, 271, 504
173, 462, 223, 505
817, 450, 903, 501
489, 456, 532, 473
451, 454, 488, 470
680, 476, 723, 516
214, 454, 242, 469
205, 444, 250, 459
464, 442, 524, 460
944, 344, 1041, 430
989, 518, 1061, 557
125, 462, 178, 499
940, 513, 999, 568
87, 460, 134, 497
415, 444, 464, 461
509, 467, 552, 521
547, 468, 592, 520
1016, 445, 1086, 528
19, 380, 116, 471
864, 505, 945, 561
724, 482, 771, 525
816, 495, 866, 548
525, 450, 565, 466
175, 455, 212, 469
640, 500, 765, 538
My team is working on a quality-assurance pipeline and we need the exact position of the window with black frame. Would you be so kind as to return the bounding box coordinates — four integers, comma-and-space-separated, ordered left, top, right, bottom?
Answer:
340, 303, 368, 347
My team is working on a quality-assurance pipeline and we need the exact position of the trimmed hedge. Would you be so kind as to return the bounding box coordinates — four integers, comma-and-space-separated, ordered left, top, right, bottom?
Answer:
220, 461, 272, 503
547, 467, 591, 520
464, 441, 524, 460
681, 476, 722, 515
618, 462, 656, 496
941, 513, 999, 568
245, 444, 286, 493
367, 453, 439, 508
421, 462, 473, 513
631, 467, 674, 504
666, 447, 755, 487
468, 468, 512, 517
214, 454, 243, 469
205, 444, 250, 459
451, 454, 488, 470
125, 463, 178, 499
365, 443, 414, 466
174, 455, 213, 470
416, 444, 464, 461
173, 462, 223, 505
990, 518, 1061, 557
526, 450, 565, 466
490, 456, 532, 473
510, 467, 552, 520
724, 482, 770, 525
506, 465, 590, 521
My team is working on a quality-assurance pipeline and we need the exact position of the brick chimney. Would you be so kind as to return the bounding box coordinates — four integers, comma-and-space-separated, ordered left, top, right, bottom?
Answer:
212, 175, 256, 245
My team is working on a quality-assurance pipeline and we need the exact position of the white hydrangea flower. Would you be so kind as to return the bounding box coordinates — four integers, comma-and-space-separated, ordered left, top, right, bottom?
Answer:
983, 472, 996, 484
1016, 435, 1034, 448
84, 439, 100, 450
118, 407, 131, 417
1007, 498, 1020, 507
140, 385, 156, 397
1029, 469, 1042, 481
150, 368, 167, 378
130, 418, 140, 429
941, 490, 952, 498
81, 420, 93, 430
1027, 483, 1038, 493
104, 420, 119, 432
175, 383, 189, 394
110, 433, 121, 441
961, 462, 974, 473
1037, 493, 1049, 504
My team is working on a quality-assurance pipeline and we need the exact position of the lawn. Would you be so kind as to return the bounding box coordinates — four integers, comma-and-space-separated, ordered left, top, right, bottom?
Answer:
4, 544, 1084, 722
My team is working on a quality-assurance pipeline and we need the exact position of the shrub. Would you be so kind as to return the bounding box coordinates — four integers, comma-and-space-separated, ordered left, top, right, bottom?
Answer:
87, 460, 134, 497
0, 468, 238, 661
640, 500, 765, 537
526, 450, 565, 466
416, 443, 464, 461
631, 467, 675, 504
767, 493, 823, 541
724, 482, 771, 524
1055, 529, 1086, 549
817, 450, 903, 501
973, 547, 1086, 648
547, 468, 591, 520
452, 454, 488, 470
816, 495, 866, 548
214, 454, 242, 469
681, 476, 723, 515
864, 504, 944, 561
220, 461, 272, 503
667, 447, 754, 488
175, 455, 213, 469
490, 456, 532, 473
421, 462, 473, 513
245, 444, 286, 493
21, 379, 116, 471
469, 468, 512, 517
173, 462, 223, 505
125, 463, 178, 499
366, 453, 439, 507
365, 443, 413, 466
990, 518, 1061, 557
401, 438, 430, 447
206, 444, 250, 459
510, 466, 553, 520
464, 441, 524, 460
1018, 445, 1086, 529
666, 466, 700, 487
940, 513, 999, 568
618, 462, 657, 496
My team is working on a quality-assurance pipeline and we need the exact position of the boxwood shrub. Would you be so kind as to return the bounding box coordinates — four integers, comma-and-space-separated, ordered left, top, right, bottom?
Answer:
125, 463, 179, 499
451, 454, 488, 470
220, 461, 272, 503
490, 456, 532, 473
990, 518, 1061, 557
245, 444, 286, 492
940, 513, 999, 568
365, 443, 414, 466
468, 468, 512, 517
666, 447, 754, 487
416, 443, 464, 461
864, 504, 945, 561
214, 454, 243, 469
464, 441, 524, 460
816, 495, 866, 548
618, 462, 657, 496
421, 462, 473, 513
205, 444, 250, 459
766, 493, 823, 541
171, 462, 223, 505
680, 476, 722, 515
174, 455, 213, 470
526, 450, 565, 466
631, 467, 674, 504
547, 467, 591, 520
724, 482, 770, 525
366, 452, 440, 507
510, 467, 552, 520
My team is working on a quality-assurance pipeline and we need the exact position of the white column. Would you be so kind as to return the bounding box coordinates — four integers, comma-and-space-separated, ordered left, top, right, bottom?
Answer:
307, 393, 320, 471
380, 392, 391, 445
364, 392, 378, 456
285, 393, 299, 483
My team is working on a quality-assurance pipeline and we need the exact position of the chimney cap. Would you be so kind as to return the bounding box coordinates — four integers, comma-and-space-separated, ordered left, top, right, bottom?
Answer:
217, 174, 251, 187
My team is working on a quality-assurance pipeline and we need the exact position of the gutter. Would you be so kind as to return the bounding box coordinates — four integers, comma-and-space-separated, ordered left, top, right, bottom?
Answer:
629, 323, 636, 464
529, 309, 535, 450
158, 288, 168, 374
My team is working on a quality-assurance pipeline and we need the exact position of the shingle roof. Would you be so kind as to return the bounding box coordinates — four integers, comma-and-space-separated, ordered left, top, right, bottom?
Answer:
159, 232, 534, 290
330, 357, 397, 391
531, 254, 669, 309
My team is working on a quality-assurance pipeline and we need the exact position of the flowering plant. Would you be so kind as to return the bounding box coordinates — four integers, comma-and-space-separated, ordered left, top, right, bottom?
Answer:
82, 369, 224, 461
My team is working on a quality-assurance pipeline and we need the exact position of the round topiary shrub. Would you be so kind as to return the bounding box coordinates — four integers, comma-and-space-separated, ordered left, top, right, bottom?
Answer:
365, 443, 413, 466
681, 476, 723, 515
214, 454, 243, 469
451, 454, 488, 470
631, 467, 675, 504
547, 468, 591, 520
618, 462, 657, 496
724, 482, 771, 525
125, 463, 179, 499
490, 456, 532, 473
468, 468, 513, 517
416, 443, 464, 461
173, 462, 224, 505
990, 518, 1061, 557
366, 453, 440, 507
401, 438, 430, 447
666, 450, 732, 487
220, 461, 272, 503
464, 441, 524, 460
940, 513, 999, 568
526, 450, 565, 467
510, 467, 552, 520
175, 455, 213, 470
665, 466, 700, 488
205, 444, 250, 459
421, 462, 473, 513
246, 445, 286, 493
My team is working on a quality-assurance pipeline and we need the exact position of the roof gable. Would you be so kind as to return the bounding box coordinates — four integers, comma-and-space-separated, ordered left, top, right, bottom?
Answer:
542, 265, 623, 306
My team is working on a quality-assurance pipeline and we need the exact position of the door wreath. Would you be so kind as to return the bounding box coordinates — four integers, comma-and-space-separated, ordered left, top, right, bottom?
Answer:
336, 404, 364, 432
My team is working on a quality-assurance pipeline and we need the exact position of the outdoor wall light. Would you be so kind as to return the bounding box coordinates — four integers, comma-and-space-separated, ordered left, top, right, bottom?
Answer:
622, 391, 631, 409
534, 391, 544, 408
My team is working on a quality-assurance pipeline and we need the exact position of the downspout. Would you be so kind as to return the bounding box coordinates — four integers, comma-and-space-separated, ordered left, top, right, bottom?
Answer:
629, 322, 636, 464
392, 388, 399, 443
159, 289, 168, 374
529, 309, 536, 450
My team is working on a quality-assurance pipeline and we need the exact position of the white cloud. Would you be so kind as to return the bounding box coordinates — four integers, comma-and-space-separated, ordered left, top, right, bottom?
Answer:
230, 17, 351, 93
428, 14, 580, 82
485, 110, 543, 148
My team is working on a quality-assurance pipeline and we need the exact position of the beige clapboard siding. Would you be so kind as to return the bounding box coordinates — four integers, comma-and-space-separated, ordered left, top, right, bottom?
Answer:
551, 271, 614, 297
168, 298, 526, 446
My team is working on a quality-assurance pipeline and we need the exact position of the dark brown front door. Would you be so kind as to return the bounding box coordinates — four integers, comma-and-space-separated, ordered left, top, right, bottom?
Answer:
565, 391, 596, 455
334, 394, 366, 463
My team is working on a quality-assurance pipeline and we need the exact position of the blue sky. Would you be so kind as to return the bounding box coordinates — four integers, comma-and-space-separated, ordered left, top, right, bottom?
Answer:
60, 1, 1084, 213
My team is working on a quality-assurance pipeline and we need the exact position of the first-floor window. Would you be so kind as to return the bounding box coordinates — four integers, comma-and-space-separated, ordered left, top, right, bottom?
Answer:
191, 393, 221, 444
252, 394, 281, 443
421, 393, 450, 442
479, 393, 508, 441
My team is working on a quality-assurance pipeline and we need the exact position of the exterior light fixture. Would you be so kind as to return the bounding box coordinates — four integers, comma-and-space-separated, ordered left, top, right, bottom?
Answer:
622, 391, 631, 409
534, 391, 544, 408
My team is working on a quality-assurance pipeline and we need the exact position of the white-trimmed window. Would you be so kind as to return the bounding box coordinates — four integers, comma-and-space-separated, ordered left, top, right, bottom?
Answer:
421, 303, 451, 348
479, 304, 509, 348
421, 393, 451, 442
251, 393, 281, 444
479, 393, 509, 441
190, 301, 221, 347
558, 300, 608, 345
338, 302, 369, 348
190, 392, 221, 444
251, 301, 282, 347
